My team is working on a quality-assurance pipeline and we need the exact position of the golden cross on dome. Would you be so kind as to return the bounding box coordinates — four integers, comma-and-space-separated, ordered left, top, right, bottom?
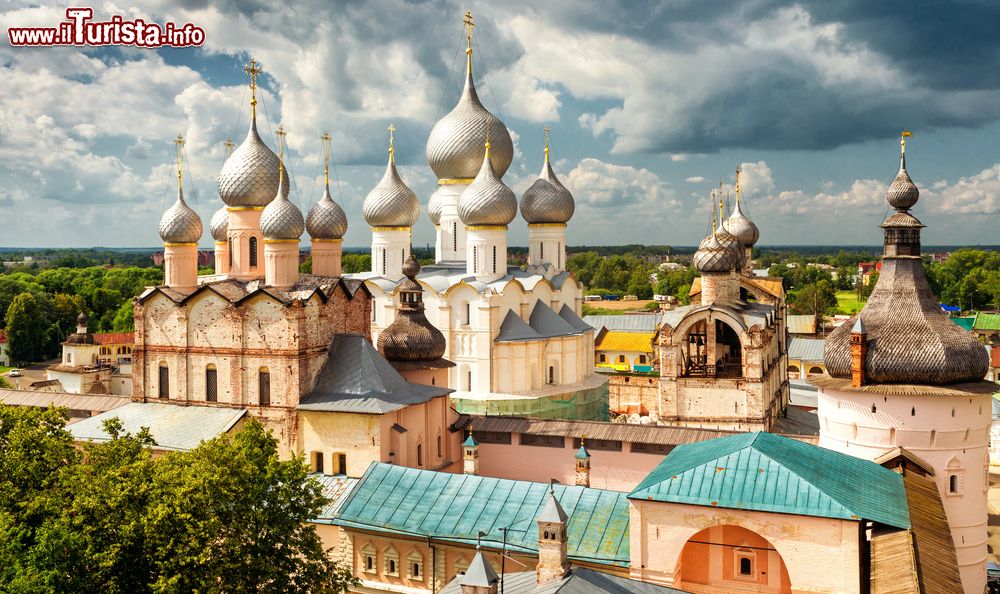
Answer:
464, 11, 475, 54
484, 119, 491, 158
174, 134, 185, 189
321, 131, 332, 186
243, 57, 262, 117
544, 126, 551, 163
735, 165, 742, 204
901, 129, 912, 155
276, 124, 286, 182
388, 124, 396, 164
224, 137, 234, 158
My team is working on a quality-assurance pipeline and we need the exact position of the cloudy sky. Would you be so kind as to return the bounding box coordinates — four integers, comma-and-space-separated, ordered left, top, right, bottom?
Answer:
2, 0, 1000, 249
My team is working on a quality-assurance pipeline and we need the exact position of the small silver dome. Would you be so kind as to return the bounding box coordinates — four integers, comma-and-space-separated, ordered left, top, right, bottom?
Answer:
520, 155, 575, 225
363, 155, 420, 228
428, 190, 444, 226
886, 154, 919, 210
427, 184, 462, 226
307, 185, 348, 240
426, 59, 513, 181
693, 231, 738, 273
260, 172, 304, 240
218, 117, 290, 208
715, 224, 745, 268
458, 146, 517, 227
159, 187, 203, 244
724, 199, 759, 246
209, 206, 229, 242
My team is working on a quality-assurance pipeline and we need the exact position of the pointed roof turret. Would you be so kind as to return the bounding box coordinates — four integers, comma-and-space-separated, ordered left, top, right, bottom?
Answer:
260, 125, 305, 240
363, 125, 420, 228
306, 131, 348, 240
536, 483, 569, 523
159, 134, 203, 244
458, 132, 517, 227
520, 127, 576, 224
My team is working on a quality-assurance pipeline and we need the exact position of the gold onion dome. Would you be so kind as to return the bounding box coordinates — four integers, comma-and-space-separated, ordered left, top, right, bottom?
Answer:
259, 127, 304, 240
823, 133, 988, 385
363, 136, 420, 228
158, 186, 203, 244
520, 130, 575, 224
693, 226, 738, 273
209, 206, 229, 242
425, 13, 513, 181
377, 255, 447, 363
458, 140, 517, 227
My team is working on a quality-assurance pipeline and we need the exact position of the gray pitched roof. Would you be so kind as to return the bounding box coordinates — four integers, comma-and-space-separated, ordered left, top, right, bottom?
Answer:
537, 486, 569, 523
69, 402, 246, 451
460, 549, 499, 587
528, 301, 580, 338
298, 334, 451, 414
582, 314, 661, 333
788, 337, 826, 362
441, 568, 687, 594
495, 310, 544, 342
559, 304, 593, 332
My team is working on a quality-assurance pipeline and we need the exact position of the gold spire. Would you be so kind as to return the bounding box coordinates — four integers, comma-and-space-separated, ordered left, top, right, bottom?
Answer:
321, 131, 331, 187
901, 129, 912, 156
243, 57, 262, 119
174, 134, 184, 190
464, 10, 475, 69
734, 165, 742, 205
387, 123, 396, 165
275, 124, 286, 186
224, 137, 234, 158
718, 188, 725, 224
484, 119, 491, 159
544, 126, 550, 163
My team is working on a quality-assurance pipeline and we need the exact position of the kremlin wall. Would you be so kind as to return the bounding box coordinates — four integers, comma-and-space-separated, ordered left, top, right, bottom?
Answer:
43, 12, 994, 594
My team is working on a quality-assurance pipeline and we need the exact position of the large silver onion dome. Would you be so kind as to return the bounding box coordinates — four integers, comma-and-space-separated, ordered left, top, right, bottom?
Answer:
218, 117, 290, 208
260, 172, 304, 240
159, 187, 203, 244
363, 153, 420, 227
886, 153, 919, 210
209, 206, 229, 242
520, 149, 575, 225
724, 199, 759, 247
693, 230, 738, 273
306, 185, 348, 240
458, 144, 517, 227
426, 58, 513, 181
715, 223, 744, 268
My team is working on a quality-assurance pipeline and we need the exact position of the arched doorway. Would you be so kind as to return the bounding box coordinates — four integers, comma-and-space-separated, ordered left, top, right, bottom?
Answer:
678, 525, 792, 593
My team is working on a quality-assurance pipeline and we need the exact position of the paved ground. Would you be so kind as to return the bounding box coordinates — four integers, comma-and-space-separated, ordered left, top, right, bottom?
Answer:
2, 360, 56, 389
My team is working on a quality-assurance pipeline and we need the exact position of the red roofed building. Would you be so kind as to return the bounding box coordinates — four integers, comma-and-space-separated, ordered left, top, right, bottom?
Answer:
0, 329, 9, 367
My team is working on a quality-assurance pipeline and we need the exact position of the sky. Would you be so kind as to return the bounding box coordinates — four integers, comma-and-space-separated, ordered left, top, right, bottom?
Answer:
2, 0, 1000, 249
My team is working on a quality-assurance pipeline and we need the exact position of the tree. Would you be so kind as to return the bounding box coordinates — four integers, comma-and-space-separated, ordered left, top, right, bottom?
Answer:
625, 268, 653, 299
112, 300, 135, 332
790, 280, 838, 317
300, 255, 313, 274
6, 292, 50, 364
341, 253, 371, 274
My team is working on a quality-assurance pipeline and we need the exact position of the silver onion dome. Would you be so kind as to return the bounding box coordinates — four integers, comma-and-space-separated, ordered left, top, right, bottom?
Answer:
715, 223, 745, 268
458, 145, 517, 227
426, 57, 514, 181
693, 230, 738, 273
363, 154, 420, 227
724, 199, 759, 247
520, 154, 575, 225
428, 190, 444, 226
159, 187, 203, 244
306, 185, 348, 240
209, 206, 229, 242
218, 117, 290, 208
260, 173, 304, 240
886, 153, 919, 210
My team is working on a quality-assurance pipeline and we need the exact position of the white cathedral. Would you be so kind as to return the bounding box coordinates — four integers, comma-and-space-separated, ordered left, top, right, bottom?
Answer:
349, 23, 603, 414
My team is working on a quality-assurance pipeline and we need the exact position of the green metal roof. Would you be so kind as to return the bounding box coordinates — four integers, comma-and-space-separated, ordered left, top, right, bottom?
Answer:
952, 316, 976, 332
628, 432, 910, 529
973, 313, 1000, 331
334, 463, 630, 567
463, 434, 479, 447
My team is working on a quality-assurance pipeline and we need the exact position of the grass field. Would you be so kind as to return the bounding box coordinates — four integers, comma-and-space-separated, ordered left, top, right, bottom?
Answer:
835, 291, 865, 315
582, 300, 656, 316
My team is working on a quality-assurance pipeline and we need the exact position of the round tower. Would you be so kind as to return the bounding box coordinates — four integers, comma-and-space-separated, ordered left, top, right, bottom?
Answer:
817, 133, 991, 593
259, 126, 304, 291
158, 134, 203, 293
306, 131, 348, 277
363, 125, 419, 279
425, 11, 513, 263
521, 127, 575, 272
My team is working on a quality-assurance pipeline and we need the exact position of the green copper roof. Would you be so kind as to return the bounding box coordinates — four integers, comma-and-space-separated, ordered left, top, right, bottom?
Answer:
952, 316, 976, 332
973, 313, 1000, 331
575, 445, 591, 459
335, 462, 630, 567
628, 432, 909, 529
463, 434, 479, 447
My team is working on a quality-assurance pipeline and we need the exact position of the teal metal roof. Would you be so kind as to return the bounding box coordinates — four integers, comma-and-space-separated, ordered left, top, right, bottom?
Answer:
952, 316, 976, 332
334, 463, 630, 567
629, 432, 909, 529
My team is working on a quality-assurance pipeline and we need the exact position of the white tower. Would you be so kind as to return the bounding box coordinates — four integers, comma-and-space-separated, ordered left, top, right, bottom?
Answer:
521, 128, 575, 272
817, 133, 991, 594
458, 135, 517, 283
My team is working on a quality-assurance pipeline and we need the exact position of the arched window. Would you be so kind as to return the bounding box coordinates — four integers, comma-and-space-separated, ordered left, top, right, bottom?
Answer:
949, 474, 959, 494
407, 551, 424, 580
463, 302, 471, 326
228, 238, 233, 269
249, 237, 258, 268
473, 245, 478, 274
313, 451, 324, 473
417, 444, 423, 467
548, 366, 555, 384
158, 362, 169, 399
361, 543, 377, 574
452, 221, 458, 252
206, 364, 218, 402
739, 557, 752, 576
492, 245, 497, 273
258, 367, 270, 406
540, 242, 544, 260
465, 369, 472, 391
437, 435, 442, 458
381, 249, 387, 275
946, 457, 963, 495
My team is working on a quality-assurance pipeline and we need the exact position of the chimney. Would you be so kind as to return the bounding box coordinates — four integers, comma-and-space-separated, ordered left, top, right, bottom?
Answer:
536, 484, 570, 585
574, 438, 591, 487
850, 316, 867, 388
460, 545, 498, 594
463, 431, 480, 475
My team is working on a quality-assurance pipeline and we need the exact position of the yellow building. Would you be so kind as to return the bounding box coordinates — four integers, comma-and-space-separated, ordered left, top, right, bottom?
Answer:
595, 329, 656, 373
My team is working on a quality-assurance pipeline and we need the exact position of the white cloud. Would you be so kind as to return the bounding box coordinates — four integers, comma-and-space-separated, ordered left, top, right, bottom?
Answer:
928, 164, 1000, 215
686, 176, 707, 184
